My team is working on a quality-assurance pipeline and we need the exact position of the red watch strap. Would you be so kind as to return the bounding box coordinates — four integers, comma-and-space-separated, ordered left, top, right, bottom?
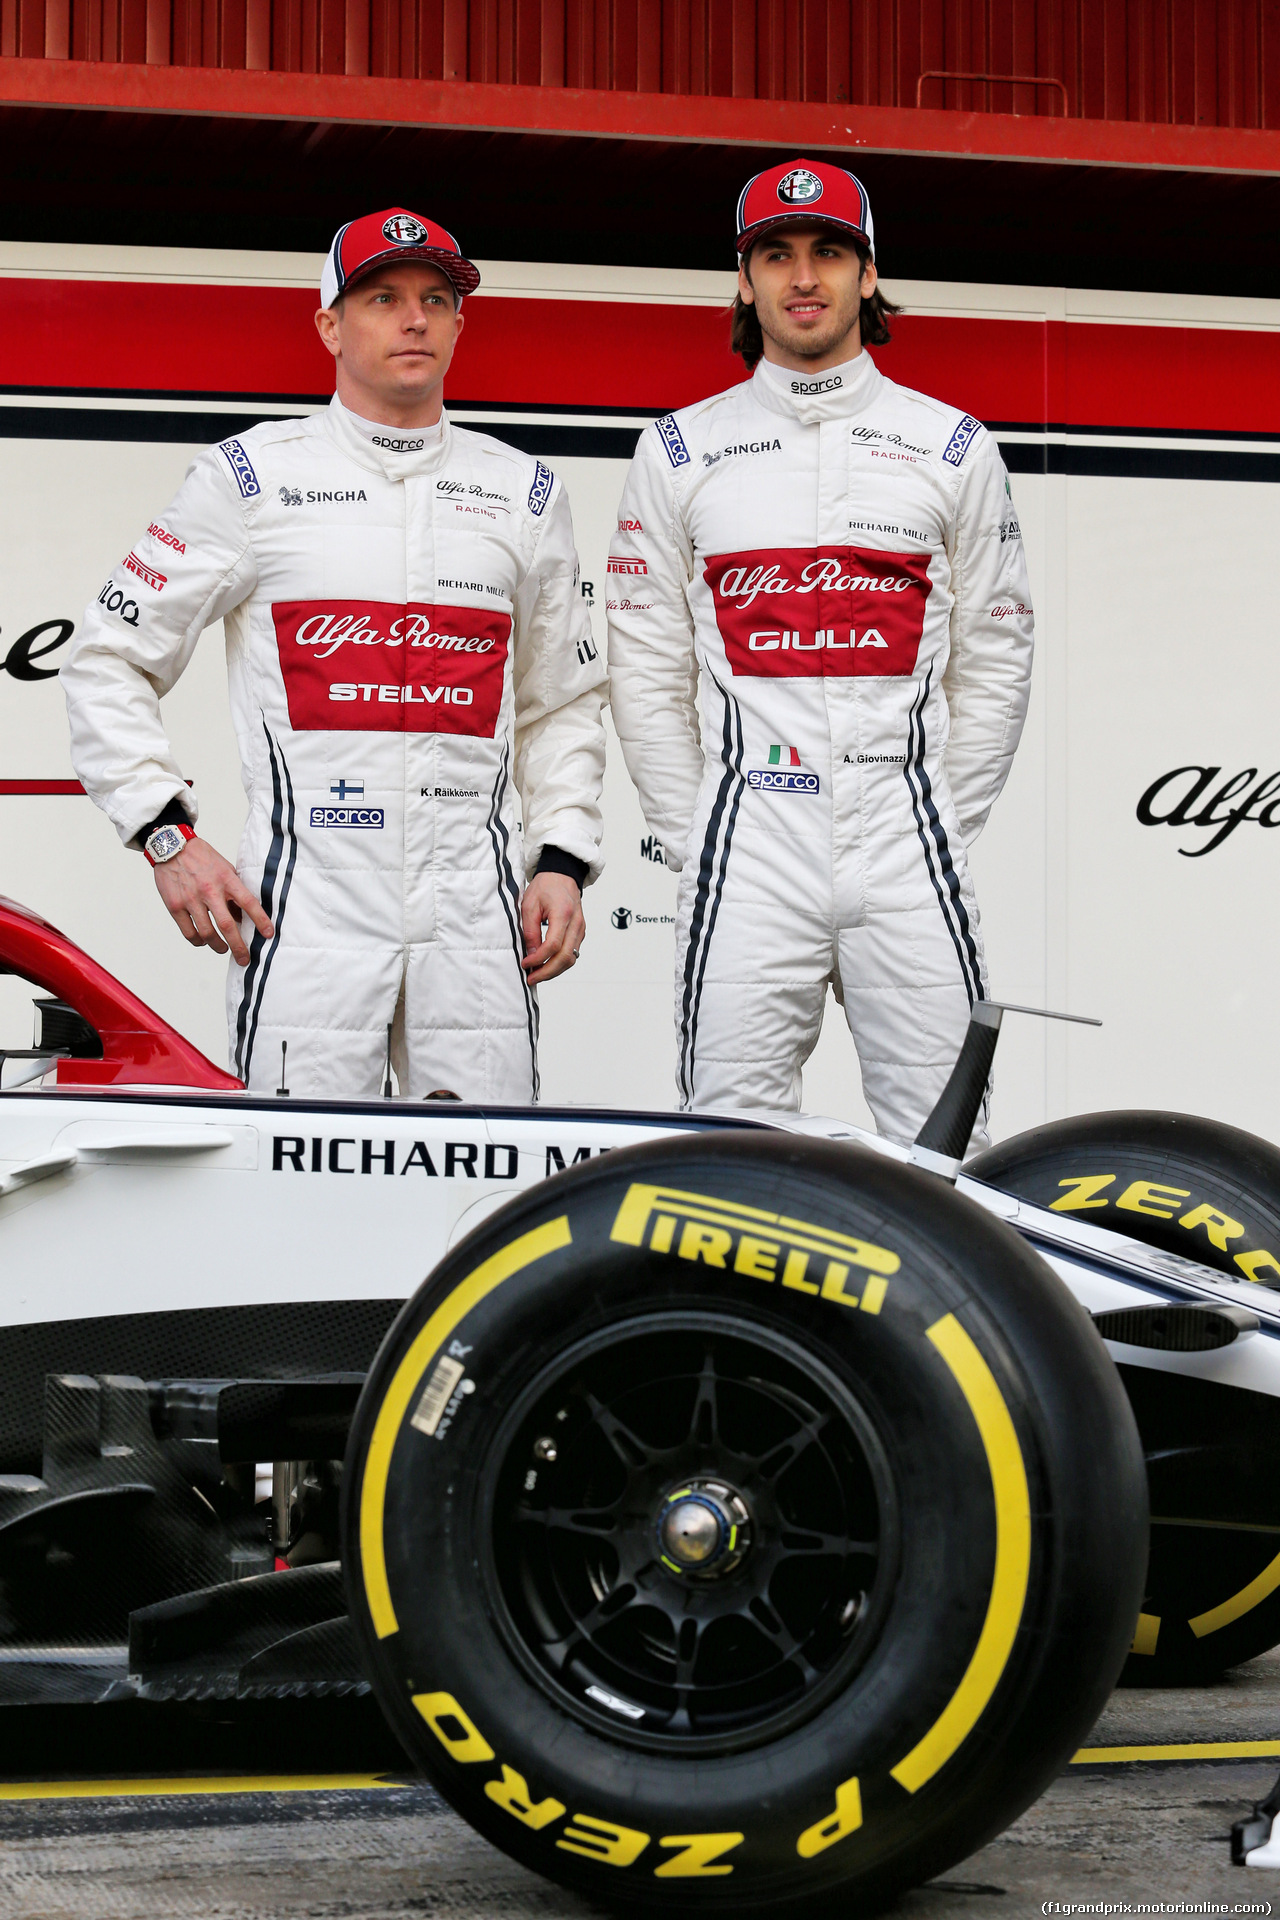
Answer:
144, 822, 196, 867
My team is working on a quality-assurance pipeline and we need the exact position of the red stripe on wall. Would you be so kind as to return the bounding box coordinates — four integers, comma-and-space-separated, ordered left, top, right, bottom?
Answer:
0, 280, 1278, 433
0, 281, 331, 396
450, 299, 743, 411
0, 781, 86, 794
875, 320, 1048, 427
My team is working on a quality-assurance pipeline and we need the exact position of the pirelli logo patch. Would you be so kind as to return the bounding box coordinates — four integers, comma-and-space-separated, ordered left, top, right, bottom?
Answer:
610, 1182, 898, 1312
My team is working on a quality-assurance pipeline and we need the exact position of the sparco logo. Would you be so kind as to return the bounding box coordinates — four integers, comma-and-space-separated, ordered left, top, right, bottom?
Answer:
942, 414, 982, 467
1137, 765, 1280, 857
527, 460, 553, 518
749, 767, 819, 795
219, 439, 260, 499
310, 805, 385, 828
656, 414, 690, 469
791, 375, 842, 394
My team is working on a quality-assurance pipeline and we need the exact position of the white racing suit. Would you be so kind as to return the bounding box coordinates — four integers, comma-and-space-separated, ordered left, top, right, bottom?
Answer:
64, 396, 606, 1101
607, 352, 1033, 1142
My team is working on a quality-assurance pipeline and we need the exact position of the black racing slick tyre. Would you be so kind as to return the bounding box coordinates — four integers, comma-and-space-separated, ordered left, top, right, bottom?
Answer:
968, 1110, 1280, 1291
970, 1111, 1280, 1685
343, 1132, 1147, 1917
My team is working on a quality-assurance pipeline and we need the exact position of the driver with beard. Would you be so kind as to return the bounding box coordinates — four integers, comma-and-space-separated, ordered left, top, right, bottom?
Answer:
607, 159, 1033, 1146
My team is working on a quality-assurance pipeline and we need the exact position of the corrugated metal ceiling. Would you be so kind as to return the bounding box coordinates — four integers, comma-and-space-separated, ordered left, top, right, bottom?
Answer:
3, 0, 1276, 132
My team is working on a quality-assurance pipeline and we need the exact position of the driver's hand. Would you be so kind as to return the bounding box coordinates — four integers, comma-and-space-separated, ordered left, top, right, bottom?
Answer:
152, 836, 274, 969
520, 872, 585, 986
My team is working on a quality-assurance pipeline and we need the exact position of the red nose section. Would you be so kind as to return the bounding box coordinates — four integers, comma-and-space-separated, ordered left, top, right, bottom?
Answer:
0, 896, 243, 1091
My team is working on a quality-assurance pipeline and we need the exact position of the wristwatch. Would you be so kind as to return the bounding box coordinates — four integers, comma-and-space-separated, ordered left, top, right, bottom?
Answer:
143, 822, 196, 866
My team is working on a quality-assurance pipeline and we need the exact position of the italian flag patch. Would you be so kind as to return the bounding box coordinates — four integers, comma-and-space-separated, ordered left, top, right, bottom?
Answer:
767, 745, 803, 767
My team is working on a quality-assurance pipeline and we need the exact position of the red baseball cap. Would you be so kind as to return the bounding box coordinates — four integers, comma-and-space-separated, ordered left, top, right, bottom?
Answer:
320, 208, 481, 308
735, 160, 875, 260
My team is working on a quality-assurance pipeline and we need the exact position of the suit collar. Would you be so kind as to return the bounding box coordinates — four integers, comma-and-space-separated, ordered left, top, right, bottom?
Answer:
751, 348, 881, 425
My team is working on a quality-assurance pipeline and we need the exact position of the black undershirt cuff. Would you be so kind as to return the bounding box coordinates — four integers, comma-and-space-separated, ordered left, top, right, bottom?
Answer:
134, 795, 191, 848
535, 844, 589, 889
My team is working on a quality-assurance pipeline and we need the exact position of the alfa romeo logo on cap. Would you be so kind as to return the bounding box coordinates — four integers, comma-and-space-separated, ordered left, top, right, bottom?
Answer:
777, 168, 823, 205
383, 213, 428, 245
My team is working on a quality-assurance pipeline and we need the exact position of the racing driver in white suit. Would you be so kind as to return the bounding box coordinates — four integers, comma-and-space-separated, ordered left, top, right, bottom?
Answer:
608, 160, 1033, 1144
63, 207, 606, 1102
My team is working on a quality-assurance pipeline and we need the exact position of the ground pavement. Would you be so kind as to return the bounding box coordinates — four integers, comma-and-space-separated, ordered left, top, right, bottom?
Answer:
4, 1656, 1280, 1918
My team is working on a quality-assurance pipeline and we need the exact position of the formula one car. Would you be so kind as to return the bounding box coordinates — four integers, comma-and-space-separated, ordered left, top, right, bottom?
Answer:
3, 889, 1280, 1914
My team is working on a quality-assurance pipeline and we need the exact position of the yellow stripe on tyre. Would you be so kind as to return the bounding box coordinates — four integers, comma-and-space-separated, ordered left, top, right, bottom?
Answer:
359, 1217, 573, 1640
1189, 1546, 1280, 1640
890, 1314, 1032, 1794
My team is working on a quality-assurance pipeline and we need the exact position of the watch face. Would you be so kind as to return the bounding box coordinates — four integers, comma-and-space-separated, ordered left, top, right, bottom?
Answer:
147, 825, 186, 862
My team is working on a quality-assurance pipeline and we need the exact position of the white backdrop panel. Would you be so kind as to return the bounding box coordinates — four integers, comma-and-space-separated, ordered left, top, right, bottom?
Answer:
2, 414, 1276, 1139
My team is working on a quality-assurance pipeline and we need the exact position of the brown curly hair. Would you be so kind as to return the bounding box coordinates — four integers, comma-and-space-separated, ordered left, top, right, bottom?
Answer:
731, 235, 900, 371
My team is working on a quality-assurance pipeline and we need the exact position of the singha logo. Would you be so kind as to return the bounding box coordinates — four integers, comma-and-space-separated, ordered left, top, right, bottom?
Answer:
279, 487, 303, 507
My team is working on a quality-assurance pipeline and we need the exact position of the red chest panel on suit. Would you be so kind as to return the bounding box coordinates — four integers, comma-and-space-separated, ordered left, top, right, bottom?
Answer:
272, 599, 511, 735
703, 547, 931, 678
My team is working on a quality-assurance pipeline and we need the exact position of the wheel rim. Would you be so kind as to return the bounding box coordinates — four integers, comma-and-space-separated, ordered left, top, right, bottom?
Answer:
478, 1312, 898, 1756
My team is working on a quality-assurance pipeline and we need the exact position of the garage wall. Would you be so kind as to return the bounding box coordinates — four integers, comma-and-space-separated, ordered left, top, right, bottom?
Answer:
0, 242, 1277, 1141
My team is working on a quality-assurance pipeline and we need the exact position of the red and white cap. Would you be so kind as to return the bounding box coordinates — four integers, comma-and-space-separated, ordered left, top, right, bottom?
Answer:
320, 208, 481, 308
735, 159, 875, 260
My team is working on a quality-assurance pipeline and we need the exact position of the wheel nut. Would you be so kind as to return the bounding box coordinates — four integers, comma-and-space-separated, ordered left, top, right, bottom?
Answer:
533, 1436, 558, 1462
661, 1499, 722, 1565
656, 1481, 752, 1577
